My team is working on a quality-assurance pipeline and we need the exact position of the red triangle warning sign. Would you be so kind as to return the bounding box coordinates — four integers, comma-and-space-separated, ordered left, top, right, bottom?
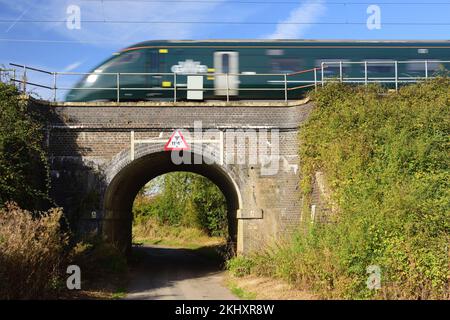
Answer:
164, 130, 190, 151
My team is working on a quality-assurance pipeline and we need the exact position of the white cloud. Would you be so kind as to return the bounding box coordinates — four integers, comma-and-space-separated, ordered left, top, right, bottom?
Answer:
266, 0, 327, 39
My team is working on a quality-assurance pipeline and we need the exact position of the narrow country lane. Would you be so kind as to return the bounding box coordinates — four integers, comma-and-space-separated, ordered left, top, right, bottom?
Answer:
125, 245, 238, 300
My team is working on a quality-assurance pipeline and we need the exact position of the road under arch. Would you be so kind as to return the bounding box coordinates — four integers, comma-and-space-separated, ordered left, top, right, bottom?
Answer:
102, 151, 241, 254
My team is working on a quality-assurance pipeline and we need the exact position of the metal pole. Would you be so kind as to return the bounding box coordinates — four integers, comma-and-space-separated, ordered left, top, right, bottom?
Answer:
364, 61, 368, 86
173, 73, 177, 102
339, 61, 343, 82
284, 74, 287, 103
425, 60, 428, 79
314, 68, 317, 91
226, 73, 230, 102
394, 61, 398, 92
22, 66, 27, 93
53, 72, 57, 102
116, 73, 120, 103
321, 62, 324, 87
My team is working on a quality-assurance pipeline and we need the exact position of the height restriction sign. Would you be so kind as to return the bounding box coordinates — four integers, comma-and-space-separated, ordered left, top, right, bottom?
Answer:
164, 130, 190, 151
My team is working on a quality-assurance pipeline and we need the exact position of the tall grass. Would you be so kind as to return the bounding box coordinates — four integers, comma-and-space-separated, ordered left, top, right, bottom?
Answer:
0, 202, 128, 299
0, 202, 68, 299
228, 79, 449, 299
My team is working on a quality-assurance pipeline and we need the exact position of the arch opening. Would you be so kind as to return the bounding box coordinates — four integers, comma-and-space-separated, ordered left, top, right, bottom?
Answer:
102, 151, 240, 254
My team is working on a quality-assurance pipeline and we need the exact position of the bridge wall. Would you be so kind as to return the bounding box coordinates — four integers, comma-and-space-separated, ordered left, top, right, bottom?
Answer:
30, 99, 314, 253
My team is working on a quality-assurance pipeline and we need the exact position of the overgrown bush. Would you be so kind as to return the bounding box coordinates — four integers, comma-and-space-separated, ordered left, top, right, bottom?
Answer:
0, 202, 68, 299
228, 79, 449, 299
0, 83, 126, 299
0, 82, 50, 209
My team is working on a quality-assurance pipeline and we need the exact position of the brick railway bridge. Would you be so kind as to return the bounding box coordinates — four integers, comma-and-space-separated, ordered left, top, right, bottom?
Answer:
29, 98, 324, 254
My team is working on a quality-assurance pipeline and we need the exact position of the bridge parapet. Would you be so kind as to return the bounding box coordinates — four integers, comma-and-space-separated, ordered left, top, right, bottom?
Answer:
29, 97, 314, 253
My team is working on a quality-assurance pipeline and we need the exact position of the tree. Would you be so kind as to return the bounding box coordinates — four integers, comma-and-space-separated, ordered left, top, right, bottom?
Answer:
0, 82, 50, 210
134, 172, 228, 237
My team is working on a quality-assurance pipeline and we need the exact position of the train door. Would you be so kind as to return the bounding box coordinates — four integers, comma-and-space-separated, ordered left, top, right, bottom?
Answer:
214, 52, 239, 96
145, 50, 168, 99
148, 50, 160, 87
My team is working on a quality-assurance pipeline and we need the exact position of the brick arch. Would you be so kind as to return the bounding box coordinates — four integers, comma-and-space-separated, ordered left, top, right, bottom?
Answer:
102, 143, 242, 254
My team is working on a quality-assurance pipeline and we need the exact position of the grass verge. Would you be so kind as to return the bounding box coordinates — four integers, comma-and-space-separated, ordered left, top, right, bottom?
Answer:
228, 281, 257, 300
227, 79, 450, 300
133, 216, 226, 250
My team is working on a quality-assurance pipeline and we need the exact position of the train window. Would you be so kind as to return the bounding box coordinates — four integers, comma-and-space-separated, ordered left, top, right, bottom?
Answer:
104, 51, 142, 68
315, 59, 350, 76
266, 49, 284, 56
149, 51, 159, 71
271, 58, 302, 74
364, 60, 395, 74
222, 54, 230, 73
406, 60, 441, 72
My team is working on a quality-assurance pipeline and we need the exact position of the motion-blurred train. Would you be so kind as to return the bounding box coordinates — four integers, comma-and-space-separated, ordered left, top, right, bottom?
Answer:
65, 40, 450, 102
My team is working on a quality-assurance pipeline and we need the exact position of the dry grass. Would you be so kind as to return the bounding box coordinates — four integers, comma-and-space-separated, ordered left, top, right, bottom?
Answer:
133, 216, 225, 249
0, 202, 68, 299
226, 274, 317, 300
0, 203, 129, 300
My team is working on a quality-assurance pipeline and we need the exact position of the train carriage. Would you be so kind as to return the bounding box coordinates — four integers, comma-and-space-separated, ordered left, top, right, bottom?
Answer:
65, 40, 450, 102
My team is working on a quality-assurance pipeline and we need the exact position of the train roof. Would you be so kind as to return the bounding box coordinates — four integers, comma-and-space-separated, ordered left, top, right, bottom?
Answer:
121, 39, 450, 51
131, 39, 450, 43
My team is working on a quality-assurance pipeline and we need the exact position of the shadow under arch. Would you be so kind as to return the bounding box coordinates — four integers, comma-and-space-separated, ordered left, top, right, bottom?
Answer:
102, 150, 241, 254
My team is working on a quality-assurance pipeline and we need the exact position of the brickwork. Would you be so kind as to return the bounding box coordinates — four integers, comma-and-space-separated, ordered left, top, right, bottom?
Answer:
30, 99, 314, 253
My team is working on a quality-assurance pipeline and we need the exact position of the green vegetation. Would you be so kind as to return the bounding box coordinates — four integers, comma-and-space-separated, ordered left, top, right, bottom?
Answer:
111, 288, 127, 300
0, 83, 227, 298
68, 237, 129, 300
0, 83, 63, 299
70, 237, 127, 276
226, 256, 257, 277
228, 282, 257, 300
0, 82, 50, 210
133, 214, 225, 249
0, 83, 127, 299
228, 78, 450, 299
132, 172, 228, 245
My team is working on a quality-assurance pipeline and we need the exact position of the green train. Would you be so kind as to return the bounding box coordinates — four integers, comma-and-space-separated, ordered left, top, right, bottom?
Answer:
65, 40, 450, 102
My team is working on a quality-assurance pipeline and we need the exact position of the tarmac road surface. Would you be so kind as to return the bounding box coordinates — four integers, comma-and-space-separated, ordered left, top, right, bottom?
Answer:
125, 244, 238, 300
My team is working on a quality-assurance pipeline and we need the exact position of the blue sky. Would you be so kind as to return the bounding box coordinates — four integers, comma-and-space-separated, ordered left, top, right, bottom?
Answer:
0, 0, 449, 98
